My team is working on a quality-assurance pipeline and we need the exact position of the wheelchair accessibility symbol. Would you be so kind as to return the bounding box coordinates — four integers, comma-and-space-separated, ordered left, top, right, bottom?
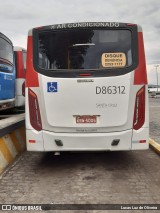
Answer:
47, 82, 58, 92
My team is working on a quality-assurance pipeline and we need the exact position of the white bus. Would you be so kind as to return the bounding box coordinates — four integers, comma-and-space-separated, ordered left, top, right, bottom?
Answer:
25, 22, 149, 152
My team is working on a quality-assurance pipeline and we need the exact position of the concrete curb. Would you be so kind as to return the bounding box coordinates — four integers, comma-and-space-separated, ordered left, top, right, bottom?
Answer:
0, 126, 26, 174
149, 138, 160, 155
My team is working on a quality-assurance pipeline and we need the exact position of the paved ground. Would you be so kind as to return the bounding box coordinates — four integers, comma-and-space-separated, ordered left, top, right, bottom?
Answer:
0, 97, 159, 213
149, 96, 160, 143
0, 150, 159, 212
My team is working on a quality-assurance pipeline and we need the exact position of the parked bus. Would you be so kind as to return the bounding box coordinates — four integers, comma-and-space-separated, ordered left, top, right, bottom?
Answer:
14, 46, 26, 107
0, 32, 15, 110
26, 22, 149, 152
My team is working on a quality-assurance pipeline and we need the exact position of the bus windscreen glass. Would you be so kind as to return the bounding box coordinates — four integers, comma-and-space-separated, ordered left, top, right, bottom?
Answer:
0, 37, 13, 65
38, 29, 132, 70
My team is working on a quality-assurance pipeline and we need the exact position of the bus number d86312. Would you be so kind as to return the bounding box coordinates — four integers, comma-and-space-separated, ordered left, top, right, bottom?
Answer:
96, 86, 125, 94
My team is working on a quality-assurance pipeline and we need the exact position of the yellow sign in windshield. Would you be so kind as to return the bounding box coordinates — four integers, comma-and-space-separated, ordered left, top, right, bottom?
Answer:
101, 53, 126, 68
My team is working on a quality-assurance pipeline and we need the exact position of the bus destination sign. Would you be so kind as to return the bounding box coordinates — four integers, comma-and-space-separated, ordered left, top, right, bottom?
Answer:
50, 22, 120, 30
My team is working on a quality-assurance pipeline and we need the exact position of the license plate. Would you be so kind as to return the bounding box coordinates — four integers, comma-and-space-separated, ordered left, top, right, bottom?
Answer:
76, 115, 97, 123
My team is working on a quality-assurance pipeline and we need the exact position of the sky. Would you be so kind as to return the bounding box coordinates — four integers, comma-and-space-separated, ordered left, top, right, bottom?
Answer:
0, 0, 160, 84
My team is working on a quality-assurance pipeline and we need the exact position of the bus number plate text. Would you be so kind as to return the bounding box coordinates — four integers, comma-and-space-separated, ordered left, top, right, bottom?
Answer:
96, 86, 126, 94
76, 116, 97, 124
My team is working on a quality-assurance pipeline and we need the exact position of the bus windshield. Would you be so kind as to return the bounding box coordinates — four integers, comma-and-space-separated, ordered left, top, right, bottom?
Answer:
0, 37, 13, 65
38, 29, 132, 70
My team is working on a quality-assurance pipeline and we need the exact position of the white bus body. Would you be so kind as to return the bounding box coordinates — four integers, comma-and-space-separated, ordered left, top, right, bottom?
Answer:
25, 22, 149, 152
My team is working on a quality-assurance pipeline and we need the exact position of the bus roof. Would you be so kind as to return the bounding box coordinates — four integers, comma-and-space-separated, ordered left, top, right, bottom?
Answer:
0, 32, 13, 45
28, 22, 142, 35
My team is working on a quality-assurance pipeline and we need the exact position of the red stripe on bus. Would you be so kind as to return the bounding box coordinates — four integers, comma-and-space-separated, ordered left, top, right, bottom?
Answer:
134, 32, 148, 85
26, 36, 39, 87
16, 51, 25, 78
